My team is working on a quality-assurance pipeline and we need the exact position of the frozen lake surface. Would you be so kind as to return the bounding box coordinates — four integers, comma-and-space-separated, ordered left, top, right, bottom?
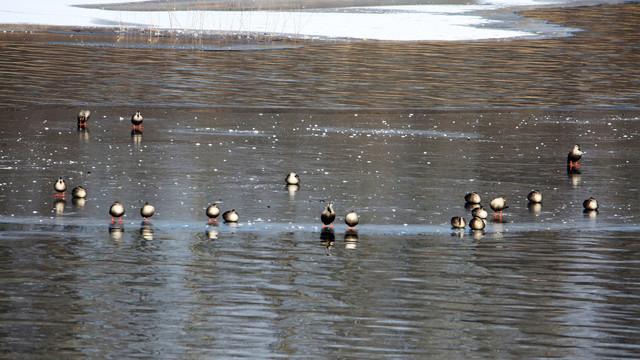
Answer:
1, 2, 640, 359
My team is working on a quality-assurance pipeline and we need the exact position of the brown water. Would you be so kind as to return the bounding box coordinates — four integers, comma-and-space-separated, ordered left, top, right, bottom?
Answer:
1, 3, 640, 359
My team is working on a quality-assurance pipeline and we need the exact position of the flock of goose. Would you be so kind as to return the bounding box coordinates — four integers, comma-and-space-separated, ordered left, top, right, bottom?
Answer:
53, 110, 361, 230
53, 170, 359, 229
59, 110, 596, 232
451, 144, 598, 231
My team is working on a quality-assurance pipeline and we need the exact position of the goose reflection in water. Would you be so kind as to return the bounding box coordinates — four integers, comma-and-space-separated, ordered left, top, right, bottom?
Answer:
567, 164, 581, 175
109, 226, 124, 241
569, 172, 581, 188
490, 221, 505, 241
344, 232, 358, 249
54, 199, 65, 215
584, 209, 598, 220
206, 229, 219, 240
225, 221, 238, 234
528, 202, 542, 214
78, 128, 89, 143
320, 227, 335, 242
140, 225, 154, 241
72, 197, 87, 208
320, 227, 335, 250
287, 184, 299, 199
471, 227, 484, 240
131, 131, 142, 145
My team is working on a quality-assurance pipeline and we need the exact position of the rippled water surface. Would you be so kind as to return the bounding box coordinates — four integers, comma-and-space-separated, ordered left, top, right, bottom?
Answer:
0, 4, 639, 109
1, 3, 640, 359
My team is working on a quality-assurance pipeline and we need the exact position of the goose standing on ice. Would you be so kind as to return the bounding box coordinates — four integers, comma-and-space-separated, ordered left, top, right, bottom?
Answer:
54, 178, 67, 199
131, 111, 143, 131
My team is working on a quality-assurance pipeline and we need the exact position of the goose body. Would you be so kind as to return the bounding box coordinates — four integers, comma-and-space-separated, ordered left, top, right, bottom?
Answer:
54, 178, 67, 199
321, 203, 336, 227
72, 186, 87, 199
345, 211, 359, 229
471, 206, 488, 219
109, 202, 125, 223
206, 204, 220, 222
285, 172, 300, 185
464, 192, 481, 204
141, 202, 155, 222
77, 110, 90, 129
567, 144, 584, 169
131, 111, 143, 131
222, 209, 239, 223
469, 217, 486, 230
583, 197, 598, 211
489, 197, 508, 218
527, 190, 542, 203
451, 216, 466, 229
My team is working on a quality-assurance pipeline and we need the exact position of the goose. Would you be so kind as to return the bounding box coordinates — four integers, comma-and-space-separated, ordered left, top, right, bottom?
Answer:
464, 192, 481, 204
527, 190, 542, 203
109, 202, 125, 223
71, 186, 87, 199
489, 197, 508, 218
206, 204, 220, 223
222, 209, 239, 223
54, 178, 67, 199
469, 216, 486, 230
77, 109, 90, 129
321, 203, 336, 228
583, 197, 598, 211
471, 206, 488, 219
141, 202, 155, 223
451, 216, 466, 229
131, 111, 143, 131
567, 144, 584, 169
345, 211, 359, 230
285, 171, 300, 185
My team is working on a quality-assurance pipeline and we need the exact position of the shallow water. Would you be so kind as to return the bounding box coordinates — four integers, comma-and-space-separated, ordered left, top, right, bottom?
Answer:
1, 3, 640, 359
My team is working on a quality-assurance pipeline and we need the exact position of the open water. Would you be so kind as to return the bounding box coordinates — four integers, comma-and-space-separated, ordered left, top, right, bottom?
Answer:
0, 3, 639, 359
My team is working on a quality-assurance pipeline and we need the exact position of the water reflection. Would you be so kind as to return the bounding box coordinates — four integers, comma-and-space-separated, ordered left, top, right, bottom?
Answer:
206, 228, 219, 240
583, 209, 598, 220
568, 171, 582, 187
224, 221, 238, 234
131, 131, 142, 145
344, 232, 358, 249
140, 224, 154, 240
286, 184, 299, 199
54, 199, 65, 215
567, 165, 581, 175
471, 229, 484, 242
527, 202, 542, 214
109, 226, 124, 241
77, 128, 90, 143
320, 227, 335, 243
72, 195, 87, 208
490, 221, 505, 238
